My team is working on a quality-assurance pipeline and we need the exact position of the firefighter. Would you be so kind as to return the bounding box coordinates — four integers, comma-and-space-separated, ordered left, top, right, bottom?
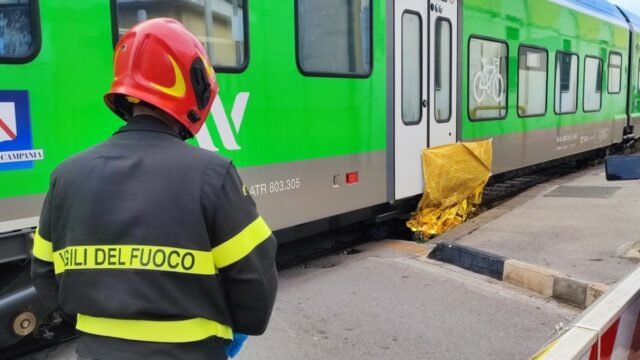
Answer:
31, 18, 278, 360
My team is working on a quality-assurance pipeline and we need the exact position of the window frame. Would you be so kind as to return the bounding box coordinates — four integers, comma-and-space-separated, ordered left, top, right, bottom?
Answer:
0, 0, 42, 64
110, 0, 250, 73
434, 16, 452, 123
607, 51, 622, 95
553, 51, 580, 116
400, 10, 423, 126
516, 44, 549, 119
637, 57, 640, 94
467, 35, 510, 122
583, 55, 603, 113
294, 0, 374, 79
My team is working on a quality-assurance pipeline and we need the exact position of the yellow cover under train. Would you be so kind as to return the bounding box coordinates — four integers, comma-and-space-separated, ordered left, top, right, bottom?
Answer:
407, 140, 493, 238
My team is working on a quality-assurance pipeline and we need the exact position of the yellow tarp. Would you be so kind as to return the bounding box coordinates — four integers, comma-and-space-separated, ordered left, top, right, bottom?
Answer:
407, 140, 493, 238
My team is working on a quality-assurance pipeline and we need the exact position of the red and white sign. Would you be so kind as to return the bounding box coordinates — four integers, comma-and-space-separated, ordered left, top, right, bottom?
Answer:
0, 102, 17, 142
532, 267, 640, 360
579, 297, 640, 360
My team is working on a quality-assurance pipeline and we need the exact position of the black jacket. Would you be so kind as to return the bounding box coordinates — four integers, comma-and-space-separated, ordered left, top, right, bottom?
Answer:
31, 116, 278, 359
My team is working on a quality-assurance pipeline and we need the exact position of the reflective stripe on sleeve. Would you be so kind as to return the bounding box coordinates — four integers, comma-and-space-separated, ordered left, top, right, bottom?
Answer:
32, 228, 53, 262
212, 216, 272, 269
52, 245, 217, 275
76, 314, 233, 342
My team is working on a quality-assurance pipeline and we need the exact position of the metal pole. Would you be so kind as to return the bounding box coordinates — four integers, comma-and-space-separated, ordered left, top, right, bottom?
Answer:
346, 0, 356, 73
233, 0, 242, 67
205, 0, 216, 64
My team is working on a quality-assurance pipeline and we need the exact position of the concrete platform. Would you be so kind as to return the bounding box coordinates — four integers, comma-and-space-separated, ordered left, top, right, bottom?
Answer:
438, 164, 640, 286
27, 241, 577, 360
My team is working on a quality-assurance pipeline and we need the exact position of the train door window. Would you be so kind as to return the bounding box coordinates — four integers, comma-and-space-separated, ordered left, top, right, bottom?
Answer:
555, 52, 578, 114
0, 0, 40, 63
608, 52, 622, 94
583, 56, 602, 112
518, 46, 548, 117
468, 37, 508, 120
113, 0, 248, 71
296, 0, 372, 77
401, 12, 422, 125
434, 18, 451, 123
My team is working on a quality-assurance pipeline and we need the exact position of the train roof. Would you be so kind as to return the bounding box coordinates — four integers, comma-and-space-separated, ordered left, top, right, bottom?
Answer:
549, 0, 629, 28
616, 5, 640, 30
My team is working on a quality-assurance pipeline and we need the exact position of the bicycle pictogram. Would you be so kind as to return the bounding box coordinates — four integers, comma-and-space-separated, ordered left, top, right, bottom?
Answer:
473, 58, 505, 103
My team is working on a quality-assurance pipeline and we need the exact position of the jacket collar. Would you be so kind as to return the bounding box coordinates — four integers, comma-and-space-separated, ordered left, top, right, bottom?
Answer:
114, 115, 183, 140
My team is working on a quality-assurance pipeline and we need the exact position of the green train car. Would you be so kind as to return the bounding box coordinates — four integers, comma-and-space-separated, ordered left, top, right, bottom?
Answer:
0, 0, 638, 348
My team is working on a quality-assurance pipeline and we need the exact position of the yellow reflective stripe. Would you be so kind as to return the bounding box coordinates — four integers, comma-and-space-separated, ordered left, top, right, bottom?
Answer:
76, 314, 233, 342
530, 339, 558, 360
32, 228, 53, 262
212, 216, 272, 269
52, 245, 216, 276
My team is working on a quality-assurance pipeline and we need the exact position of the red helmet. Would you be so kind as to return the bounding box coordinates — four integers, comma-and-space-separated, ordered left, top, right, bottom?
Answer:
105, 18, 219, 137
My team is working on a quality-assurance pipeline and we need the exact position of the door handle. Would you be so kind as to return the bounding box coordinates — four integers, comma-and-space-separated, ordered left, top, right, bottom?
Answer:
422, 99, 428, 108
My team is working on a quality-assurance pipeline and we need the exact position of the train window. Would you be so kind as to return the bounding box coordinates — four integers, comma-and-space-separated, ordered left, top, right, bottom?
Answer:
518, 46, 548, 117
113, 0, 248, 72
468, 37, 508, 120
555, 52, 578, 114
401, 12, 422, 125
608, 52, 622, 94
434, 18, 452, 123
584, 56, 602, 112
0, 0, 40, 63
296, 0, 372, 77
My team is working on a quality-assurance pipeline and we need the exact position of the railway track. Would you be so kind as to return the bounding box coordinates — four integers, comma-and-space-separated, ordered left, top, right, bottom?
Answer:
482, 164, 589, 207
480, 144, 632, 207
278, 145, 630, 269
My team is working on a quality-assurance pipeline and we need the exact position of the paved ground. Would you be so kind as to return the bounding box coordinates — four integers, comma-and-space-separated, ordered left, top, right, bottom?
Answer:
26, 241, 578, 360
438, 165, 640, 286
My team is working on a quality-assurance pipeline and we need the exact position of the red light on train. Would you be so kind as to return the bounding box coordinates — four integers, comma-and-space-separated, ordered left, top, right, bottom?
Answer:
346, 171, 359, 185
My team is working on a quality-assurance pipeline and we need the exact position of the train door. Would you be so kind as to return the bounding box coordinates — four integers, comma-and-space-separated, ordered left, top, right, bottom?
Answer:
394, 0, 428, 199
428, 0, 457, 147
